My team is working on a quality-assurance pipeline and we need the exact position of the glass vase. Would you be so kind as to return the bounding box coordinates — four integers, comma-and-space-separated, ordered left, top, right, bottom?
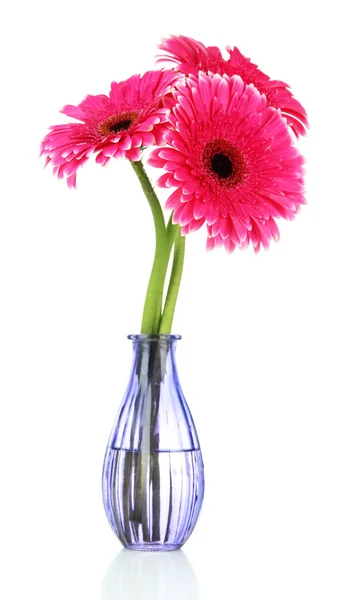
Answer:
102, 334, 204, 552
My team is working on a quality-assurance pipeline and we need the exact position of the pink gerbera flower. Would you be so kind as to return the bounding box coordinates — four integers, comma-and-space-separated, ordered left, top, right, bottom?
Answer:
149, 72, 305, 253
157, 34, 308, 137
41, 70, 176, 188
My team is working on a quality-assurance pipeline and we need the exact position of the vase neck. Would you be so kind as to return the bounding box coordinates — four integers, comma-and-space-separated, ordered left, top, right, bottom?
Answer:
129, 335, 180, 382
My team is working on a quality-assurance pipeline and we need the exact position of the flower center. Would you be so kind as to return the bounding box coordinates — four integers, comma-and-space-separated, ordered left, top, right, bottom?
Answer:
210, 153, 233, 179
98, 111, 138, 137
110, 119, 133, 133
203, 140, 245, 187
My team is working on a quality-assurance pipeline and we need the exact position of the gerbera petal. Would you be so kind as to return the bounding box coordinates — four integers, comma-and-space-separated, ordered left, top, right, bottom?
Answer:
174, 166, 192, 181
177, 94, 198, 120
102, 143, 119, 157
138, 131, 155, 147
131, 133, 143, 147
164, 131, 188, 153
61, 104, 87, 121
205, 204, 220, 226
118, 136, 132, 151
193, 196, 207, 219
157, 173, 178, 188
216, 76, 231, 109
206, 236, 216, 251
178, 201, 196, 226
96, 152, 110, 165
165, 188, 182, 209
66, 172, 77, 189
148, 152, 166, 168
125, 147, 142, 161
231, 217, 248, 242
183, 179, 201, 195
225, 237, 237, 253
158, 147, 185, 162
182, 217, 205, 234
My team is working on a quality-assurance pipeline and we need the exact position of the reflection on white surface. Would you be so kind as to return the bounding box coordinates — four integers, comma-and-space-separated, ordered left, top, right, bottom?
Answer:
101, 548, 200, 600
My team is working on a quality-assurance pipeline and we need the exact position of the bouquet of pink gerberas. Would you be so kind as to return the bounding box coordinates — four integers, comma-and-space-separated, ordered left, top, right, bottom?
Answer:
41, 35, 307, 552
41, 34, 307, 336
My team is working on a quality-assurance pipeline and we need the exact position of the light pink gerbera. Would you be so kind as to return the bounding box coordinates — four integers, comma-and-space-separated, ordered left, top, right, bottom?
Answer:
41, 70, 176, 188
148, 72, 305, 253
157, 34, 308, 137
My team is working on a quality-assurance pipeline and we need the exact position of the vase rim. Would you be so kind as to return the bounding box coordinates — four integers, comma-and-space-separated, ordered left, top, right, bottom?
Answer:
128, 334, 182, 342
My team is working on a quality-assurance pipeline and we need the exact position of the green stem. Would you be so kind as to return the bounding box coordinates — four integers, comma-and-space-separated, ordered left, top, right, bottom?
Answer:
153, 215, 178, 326
166, 213, 178, 256
130, 160, 167, 334
159, 227, 185, 334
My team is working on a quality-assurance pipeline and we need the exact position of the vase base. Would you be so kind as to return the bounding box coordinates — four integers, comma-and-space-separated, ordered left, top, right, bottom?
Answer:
124, 543, 182, 553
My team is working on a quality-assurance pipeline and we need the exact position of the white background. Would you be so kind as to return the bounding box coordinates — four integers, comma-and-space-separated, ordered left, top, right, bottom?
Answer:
0, 0, 361, 598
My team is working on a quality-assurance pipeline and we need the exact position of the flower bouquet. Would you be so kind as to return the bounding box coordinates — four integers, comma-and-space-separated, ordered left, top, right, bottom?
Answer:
41, 34, 307, 551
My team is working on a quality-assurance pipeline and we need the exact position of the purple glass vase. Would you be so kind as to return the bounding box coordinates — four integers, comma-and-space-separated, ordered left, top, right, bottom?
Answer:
102, 334, 204, 552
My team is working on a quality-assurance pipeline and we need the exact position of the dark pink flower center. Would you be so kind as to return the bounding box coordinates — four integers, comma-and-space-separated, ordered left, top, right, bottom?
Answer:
203, 140, 244, 187
98, 111, 138, 137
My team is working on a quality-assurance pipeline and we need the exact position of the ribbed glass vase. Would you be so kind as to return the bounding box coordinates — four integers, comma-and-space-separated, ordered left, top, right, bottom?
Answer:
102, 334, 204, 552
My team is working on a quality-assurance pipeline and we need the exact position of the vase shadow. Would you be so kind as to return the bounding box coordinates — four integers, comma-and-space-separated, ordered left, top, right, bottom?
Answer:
101, 548, 201, 600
